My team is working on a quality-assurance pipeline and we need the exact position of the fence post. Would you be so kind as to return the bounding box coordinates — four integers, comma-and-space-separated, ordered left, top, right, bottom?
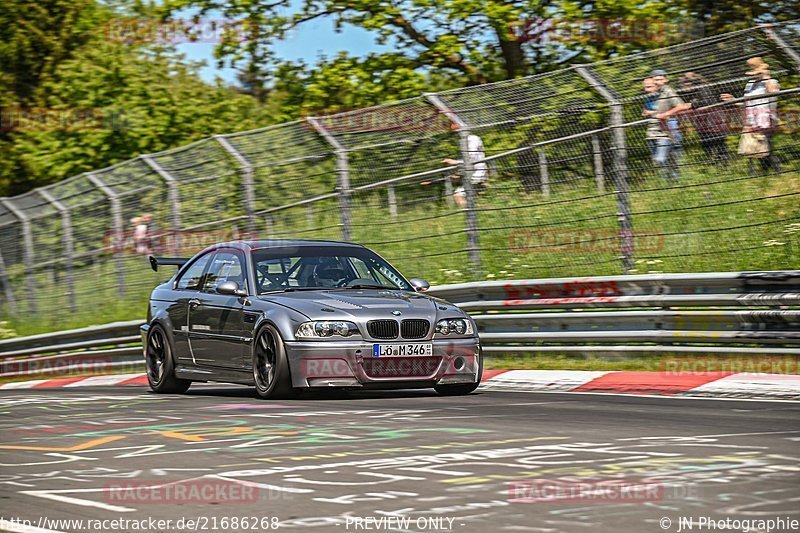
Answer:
761, 24, 800, 70
0, 199, 37, 314
591, 135, 605, 193
387, 186, 398, 219
306, 117, 352, 241
423, 93, 482, 277
141, 155, 182, 234
0, 235, 17, 316
37, 189, 76, 312
576, 66, 634, 273
537, 148, 550, 198
87, 173, 125, 296
215, 135, 257, 232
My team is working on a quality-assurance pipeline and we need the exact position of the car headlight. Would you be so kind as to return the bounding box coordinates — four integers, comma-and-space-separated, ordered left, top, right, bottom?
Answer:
296, 321, 359, 338
435, 318, 473, 336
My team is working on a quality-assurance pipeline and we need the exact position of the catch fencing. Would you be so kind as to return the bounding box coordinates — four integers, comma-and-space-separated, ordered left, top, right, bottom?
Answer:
1, 271, 798, 380
0, 23, 799, 328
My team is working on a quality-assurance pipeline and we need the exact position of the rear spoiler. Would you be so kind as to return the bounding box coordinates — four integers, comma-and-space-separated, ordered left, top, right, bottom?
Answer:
149, 256, 190, 272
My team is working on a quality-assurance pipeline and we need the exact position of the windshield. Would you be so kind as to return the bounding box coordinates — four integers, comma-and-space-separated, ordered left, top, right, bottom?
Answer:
251, 246, 412, 294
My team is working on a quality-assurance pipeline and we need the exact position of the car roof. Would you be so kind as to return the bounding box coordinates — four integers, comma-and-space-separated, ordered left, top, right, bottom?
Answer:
213, 239, 366, 251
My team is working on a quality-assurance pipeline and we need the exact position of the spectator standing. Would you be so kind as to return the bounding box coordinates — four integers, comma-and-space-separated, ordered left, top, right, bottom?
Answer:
643, 76, 688, 180
721, 57, 781, 173
679, 72, 731, 166
443, 123, 488, 208
651, 70, 685, 154
132, 213, 152, 255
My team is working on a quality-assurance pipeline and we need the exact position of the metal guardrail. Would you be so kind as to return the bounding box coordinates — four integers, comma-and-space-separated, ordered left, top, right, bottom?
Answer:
0, 320, 144, 379
0, 271, 798, 379
427, 270, 800, 354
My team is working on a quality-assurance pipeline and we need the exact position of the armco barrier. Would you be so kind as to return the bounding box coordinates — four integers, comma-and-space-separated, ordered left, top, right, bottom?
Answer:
0, 271, 798, 379
427, 270, 800, 354
0, 320, 143, 378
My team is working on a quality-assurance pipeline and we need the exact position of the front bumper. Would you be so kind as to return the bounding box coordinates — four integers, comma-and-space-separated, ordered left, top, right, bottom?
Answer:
284, 337, 481, 389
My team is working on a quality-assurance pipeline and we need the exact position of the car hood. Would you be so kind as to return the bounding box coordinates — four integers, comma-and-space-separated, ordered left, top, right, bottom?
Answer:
256, 289, 458, 321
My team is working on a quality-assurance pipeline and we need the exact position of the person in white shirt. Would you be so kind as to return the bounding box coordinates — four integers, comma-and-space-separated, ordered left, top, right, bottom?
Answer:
131, 213, 152, 254
443, 123, 488, 208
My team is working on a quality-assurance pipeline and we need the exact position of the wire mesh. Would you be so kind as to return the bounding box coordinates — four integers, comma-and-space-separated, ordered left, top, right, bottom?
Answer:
0, 21, 798, 328
592, 26, 795, 123
222, 121, 337, 238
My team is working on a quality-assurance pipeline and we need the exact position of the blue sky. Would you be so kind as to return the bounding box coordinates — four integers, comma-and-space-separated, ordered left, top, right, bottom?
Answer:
175, 12, 390, 83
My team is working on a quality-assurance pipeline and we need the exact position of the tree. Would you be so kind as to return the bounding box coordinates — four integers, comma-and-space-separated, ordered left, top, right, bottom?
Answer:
0, 0, 272, 196
165, 0, 730, 94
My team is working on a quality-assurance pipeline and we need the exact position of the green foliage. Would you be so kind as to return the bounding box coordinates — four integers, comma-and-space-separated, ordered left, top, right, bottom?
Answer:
0, 320, 17, 339
0, 0, 273, 196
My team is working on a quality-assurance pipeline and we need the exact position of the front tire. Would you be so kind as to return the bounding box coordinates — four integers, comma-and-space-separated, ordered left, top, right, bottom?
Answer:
146, 324, 191, 394
253, 324, 295, 399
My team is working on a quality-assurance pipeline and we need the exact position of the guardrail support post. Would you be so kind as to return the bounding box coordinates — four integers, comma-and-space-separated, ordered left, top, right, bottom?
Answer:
215, 135, 257, 232
141, 155, 182, 235
87, 173, 125, 296
761, 24, 800, 71
306, 117, 352, 241
37, 189, 76, 312
576, 66, 634, 273
423, 93, 482, 277
591, 134, 605, 193
0, 199, 36, 313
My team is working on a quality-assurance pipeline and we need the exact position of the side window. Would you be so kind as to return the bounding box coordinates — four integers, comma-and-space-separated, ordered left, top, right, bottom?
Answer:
175, 253, 212, 290
202, 251, 246, 293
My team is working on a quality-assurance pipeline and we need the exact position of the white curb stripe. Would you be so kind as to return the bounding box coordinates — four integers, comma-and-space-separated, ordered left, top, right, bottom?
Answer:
690, 372, 800, 399
483, 370, 613, 391
0, 379, 50, 390
62, 374, 143, 387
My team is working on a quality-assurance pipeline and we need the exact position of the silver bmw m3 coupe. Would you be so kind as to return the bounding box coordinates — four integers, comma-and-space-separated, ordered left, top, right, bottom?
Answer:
141, 240, 482, 398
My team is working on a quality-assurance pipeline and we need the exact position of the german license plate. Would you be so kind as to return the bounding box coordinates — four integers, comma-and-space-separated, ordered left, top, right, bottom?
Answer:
372, 343, 433, 357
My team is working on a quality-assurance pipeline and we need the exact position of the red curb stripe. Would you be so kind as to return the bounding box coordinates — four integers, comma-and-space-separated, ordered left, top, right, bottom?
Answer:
32, 377, 88, 388
573, 371, 734, 396
482, 369, 510, 380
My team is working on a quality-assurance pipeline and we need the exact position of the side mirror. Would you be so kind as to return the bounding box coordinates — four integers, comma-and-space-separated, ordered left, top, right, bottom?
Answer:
217, 280, 247, 297
409, 278, 430, 292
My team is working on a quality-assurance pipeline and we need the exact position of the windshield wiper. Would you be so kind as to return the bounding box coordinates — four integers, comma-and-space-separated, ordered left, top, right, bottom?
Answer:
336, 284, 398, 290
260, 287, 323, 294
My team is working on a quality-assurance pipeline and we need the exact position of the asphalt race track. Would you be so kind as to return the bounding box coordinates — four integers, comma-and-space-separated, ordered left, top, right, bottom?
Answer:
1, 386, 799, 533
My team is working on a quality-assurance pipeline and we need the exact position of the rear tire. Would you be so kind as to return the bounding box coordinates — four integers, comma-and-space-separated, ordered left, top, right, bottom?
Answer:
253, 324, 295, 399
146, 324, 191, 394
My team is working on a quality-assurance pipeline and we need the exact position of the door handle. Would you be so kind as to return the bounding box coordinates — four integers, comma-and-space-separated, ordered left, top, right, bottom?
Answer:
189, 298, 201, 307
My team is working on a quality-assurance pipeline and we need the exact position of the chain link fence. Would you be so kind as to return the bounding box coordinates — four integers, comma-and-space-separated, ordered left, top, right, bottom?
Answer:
0, 22, 798, 329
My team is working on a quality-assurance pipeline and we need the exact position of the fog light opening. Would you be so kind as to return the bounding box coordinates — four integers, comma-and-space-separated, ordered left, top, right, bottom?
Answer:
454, 356, 465, 371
